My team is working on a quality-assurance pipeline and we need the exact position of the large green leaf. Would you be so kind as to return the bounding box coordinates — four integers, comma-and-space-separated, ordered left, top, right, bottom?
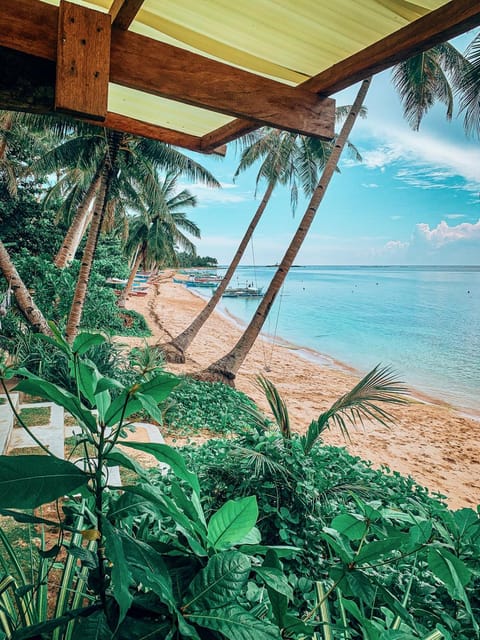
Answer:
14, 373, 97, 433
354, 537, 404, 565
183, 551, 250, 612
121, 442, 199, 495
104, 373, 180, 426
118, 531, 176, 612
331, 513, 368, 541
103, 519, 133, 626
72, 332, 106, 356
0, 456, 89, 509
262, 551, 288, 628
186, 604, 281, 640
427, 546, 479, 633
427, 548, 472, 598
207, 497, 258, 550
76, 360, 101, 405
254, 567, 293, 600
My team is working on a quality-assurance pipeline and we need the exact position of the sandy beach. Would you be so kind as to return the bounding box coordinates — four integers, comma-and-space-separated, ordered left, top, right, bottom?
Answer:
122, 273, 480, 510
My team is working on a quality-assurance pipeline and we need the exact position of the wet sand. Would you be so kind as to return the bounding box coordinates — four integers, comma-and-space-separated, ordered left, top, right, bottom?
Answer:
121, 273, 480, 510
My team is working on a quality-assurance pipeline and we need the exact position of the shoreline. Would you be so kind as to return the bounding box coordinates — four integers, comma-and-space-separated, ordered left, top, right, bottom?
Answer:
122, 275, 480, 510
189, 285, 477, 420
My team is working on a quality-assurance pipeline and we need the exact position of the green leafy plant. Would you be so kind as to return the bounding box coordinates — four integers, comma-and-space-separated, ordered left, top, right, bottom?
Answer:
0, 328, 299, 639
164, 378, 265, 435
169, 374, 480, 639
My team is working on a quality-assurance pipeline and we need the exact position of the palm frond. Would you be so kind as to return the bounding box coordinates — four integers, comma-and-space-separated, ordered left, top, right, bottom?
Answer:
459, 33, 480, 138
301, 364, 409, 455
229, 446, 292, 481
256, 375, 292, 440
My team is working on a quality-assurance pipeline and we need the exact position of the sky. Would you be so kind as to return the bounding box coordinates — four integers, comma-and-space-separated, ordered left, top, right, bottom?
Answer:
182, 30, 480, 266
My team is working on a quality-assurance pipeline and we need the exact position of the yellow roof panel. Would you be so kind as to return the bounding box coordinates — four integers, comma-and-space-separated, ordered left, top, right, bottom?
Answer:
10, 0, 479, 149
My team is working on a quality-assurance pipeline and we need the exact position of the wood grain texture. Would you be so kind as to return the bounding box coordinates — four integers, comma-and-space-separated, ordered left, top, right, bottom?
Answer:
55, 1, 110, 120
109, 30, 336, 138
110, 0, 146, 30
2, 0, 480, 148
201, 0, 480, 147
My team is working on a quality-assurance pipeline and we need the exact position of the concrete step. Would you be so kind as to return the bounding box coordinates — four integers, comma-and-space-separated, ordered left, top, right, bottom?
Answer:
0, 393, 19, 454
7, 401, 65, 459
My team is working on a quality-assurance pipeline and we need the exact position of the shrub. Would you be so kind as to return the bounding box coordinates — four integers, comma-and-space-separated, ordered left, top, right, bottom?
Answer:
164, 378, 265, 435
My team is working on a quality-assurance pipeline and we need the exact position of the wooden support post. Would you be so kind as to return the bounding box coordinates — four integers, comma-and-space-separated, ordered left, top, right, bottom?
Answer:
55, 0, 110, 121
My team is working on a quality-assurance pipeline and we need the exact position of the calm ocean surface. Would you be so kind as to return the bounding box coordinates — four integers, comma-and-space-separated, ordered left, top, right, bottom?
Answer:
208, 265, 479, 415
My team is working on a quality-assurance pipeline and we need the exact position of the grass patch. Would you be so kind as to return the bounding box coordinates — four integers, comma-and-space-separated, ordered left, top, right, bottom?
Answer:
16, 406, 50, 427
8, 446, 48, 456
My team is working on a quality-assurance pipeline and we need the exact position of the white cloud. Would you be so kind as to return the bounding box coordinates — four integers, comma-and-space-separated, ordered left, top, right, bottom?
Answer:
361, 182, 379, 188
445, 213, 466, 219
354, 124, 480, 194
379, 218, 480, 264
414, 219, 480, 247
384, 240, 409, 250
390, 215, 403, 220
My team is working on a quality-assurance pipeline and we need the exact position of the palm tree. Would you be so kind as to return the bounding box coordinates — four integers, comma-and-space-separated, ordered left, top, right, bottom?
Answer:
118, 172, 199, 307
161, 128, 310, 362
32, 125, 220, 269
202, 78, 371, 384
392, 42, 468, 130
0, 111, 54, 335
458, 33, 480, 137
65, 130, 122, 342
31, 123, 220, 342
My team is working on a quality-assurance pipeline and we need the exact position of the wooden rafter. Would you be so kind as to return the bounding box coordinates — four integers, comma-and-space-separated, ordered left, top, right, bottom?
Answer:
1, 0, 480, 152
0, 0, 335, 141
200, 0, 480, 150
110, 0, 146, 31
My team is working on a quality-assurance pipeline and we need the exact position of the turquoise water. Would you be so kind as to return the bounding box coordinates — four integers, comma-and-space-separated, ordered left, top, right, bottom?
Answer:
212, 265, 480, 414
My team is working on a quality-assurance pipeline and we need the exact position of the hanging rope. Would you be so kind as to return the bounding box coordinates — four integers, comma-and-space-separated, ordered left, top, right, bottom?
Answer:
262, 281, 284, 372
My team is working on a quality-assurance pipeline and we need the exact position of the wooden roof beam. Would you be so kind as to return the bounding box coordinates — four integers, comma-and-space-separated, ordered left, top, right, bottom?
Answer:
0, 46, 225, 154
55, 1, 110, 121
110, 0, 146, 31
0, 0, 335, 141
200, 0, 480, 150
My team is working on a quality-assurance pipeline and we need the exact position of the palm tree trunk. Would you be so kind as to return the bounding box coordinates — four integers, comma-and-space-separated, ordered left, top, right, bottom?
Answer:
0, 239, 52, 335
162, 181, 275, 363
204, 78, 371, 384
65, 132, 122, 343
0, 112, 13, 159
54, 156, 106, 269
117, 249, 143, 308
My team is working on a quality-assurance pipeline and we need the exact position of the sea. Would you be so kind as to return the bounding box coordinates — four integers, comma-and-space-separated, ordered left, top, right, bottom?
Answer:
205, 265, 480, 416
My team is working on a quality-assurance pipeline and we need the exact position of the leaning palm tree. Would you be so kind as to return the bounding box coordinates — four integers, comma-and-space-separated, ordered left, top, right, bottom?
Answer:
32, 122, 220, 342
161, 128, 309, 362
0, 112, 55, 335
118, 173, 199, 307
202, 78, 371, 384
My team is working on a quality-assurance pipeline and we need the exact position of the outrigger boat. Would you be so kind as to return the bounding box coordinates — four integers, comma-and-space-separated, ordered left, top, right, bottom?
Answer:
222, 285, 263, 298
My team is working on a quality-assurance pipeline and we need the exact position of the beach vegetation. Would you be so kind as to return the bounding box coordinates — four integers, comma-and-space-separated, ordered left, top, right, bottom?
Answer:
176, 252, 218, 268
168, 377, 480, 639
164, 378, 265, 436
0, 330, 302, 640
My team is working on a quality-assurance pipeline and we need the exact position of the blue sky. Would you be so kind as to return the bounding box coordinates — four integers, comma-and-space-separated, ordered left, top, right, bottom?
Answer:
183, 30, 480, 266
